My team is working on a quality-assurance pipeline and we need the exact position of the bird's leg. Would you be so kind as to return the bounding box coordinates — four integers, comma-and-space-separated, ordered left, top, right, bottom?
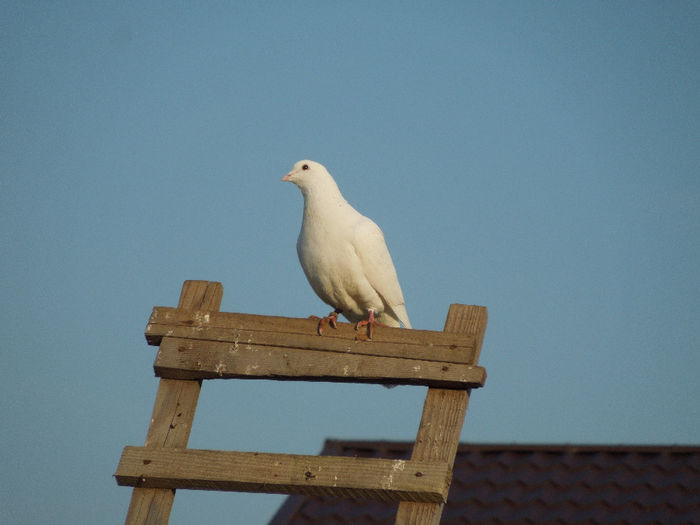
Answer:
355, 309, 389, 340
309, 309, 341, 336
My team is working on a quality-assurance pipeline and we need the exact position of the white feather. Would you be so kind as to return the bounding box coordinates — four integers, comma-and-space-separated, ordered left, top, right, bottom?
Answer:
283, 160, 411, 329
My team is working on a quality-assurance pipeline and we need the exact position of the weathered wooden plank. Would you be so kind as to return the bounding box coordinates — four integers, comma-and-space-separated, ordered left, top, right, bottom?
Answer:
116, 447, 451, 503
395, 304, 488, 525
147, 307, 475, 348
145, 307, 477, 364
124, 281, 223, 525
153, 337, 486, 389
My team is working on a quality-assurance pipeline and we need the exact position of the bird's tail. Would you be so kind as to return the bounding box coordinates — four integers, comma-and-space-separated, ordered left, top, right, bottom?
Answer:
389, 303, 411, 329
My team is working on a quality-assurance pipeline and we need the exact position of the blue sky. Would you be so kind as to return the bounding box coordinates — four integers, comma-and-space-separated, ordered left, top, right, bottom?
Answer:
2, 2, 699, 524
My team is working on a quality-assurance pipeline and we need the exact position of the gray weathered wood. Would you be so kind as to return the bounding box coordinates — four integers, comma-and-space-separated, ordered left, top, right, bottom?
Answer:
394, 304, 488, 524
124, 281, 223, 525
153, 337, 486, 388
116, 446, 451, 503
145, 306, 477, 364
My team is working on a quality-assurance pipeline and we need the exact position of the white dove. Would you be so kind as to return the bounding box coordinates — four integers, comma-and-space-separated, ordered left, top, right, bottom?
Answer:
282, 160, 411, 339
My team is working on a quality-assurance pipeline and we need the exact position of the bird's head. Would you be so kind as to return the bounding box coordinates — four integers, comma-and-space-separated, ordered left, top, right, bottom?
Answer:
282, 160, 345, 202
282, 160, 330, 188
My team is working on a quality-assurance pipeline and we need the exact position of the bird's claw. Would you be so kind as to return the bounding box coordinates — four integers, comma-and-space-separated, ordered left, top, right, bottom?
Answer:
355, 311, 389, 340
310, 310, 340, 336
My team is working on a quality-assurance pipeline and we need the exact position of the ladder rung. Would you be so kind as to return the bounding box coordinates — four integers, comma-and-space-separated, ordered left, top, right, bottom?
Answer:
145, 306, 478, 364
115, 446, 451, 503
154, 337, 486, 388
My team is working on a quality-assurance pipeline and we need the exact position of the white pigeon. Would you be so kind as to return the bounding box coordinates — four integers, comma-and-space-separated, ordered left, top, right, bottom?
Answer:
282, 160, 411, 338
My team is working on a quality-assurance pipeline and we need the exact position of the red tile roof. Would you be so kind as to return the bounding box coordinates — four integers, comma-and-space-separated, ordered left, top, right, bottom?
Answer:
269, 440, 700, 524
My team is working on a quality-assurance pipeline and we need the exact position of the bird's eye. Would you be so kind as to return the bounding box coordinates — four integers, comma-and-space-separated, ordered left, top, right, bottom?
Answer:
302, 164, 309, 170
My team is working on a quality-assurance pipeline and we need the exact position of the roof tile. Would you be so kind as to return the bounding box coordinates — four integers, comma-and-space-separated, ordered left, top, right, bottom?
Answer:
270, 442, 700, 524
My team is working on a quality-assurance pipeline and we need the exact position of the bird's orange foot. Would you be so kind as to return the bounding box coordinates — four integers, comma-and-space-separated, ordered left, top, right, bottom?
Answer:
355, 310, 388, 340
309, 309, 341, 335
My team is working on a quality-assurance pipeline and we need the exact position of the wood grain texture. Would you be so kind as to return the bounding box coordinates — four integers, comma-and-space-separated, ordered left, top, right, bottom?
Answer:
394, 304, 488, 524
116, 447, 452, 503
145, 307, 477, 364
123, 281, 223, 525
153, 337, 486, 388
120, 282, 488, 525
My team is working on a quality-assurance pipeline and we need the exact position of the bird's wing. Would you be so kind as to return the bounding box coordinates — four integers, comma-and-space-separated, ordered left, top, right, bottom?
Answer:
352, 217, 411, 328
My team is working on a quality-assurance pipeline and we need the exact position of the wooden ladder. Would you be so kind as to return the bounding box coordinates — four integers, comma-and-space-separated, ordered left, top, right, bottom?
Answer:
115, 280, 488, 524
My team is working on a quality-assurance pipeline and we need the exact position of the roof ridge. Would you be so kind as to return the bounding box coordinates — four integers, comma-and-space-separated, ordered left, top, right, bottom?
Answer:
322, 439, 700, 452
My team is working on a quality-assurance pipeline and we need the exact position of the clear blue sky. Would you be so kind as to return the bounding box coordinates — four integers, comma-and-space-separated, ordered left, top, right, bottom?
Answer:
2, 2, 698, 524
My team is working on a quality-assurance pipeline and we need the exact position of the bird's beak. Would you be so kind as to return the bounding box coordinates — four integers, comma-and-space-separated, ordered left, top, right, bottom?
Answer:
282, 172, 292, 182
